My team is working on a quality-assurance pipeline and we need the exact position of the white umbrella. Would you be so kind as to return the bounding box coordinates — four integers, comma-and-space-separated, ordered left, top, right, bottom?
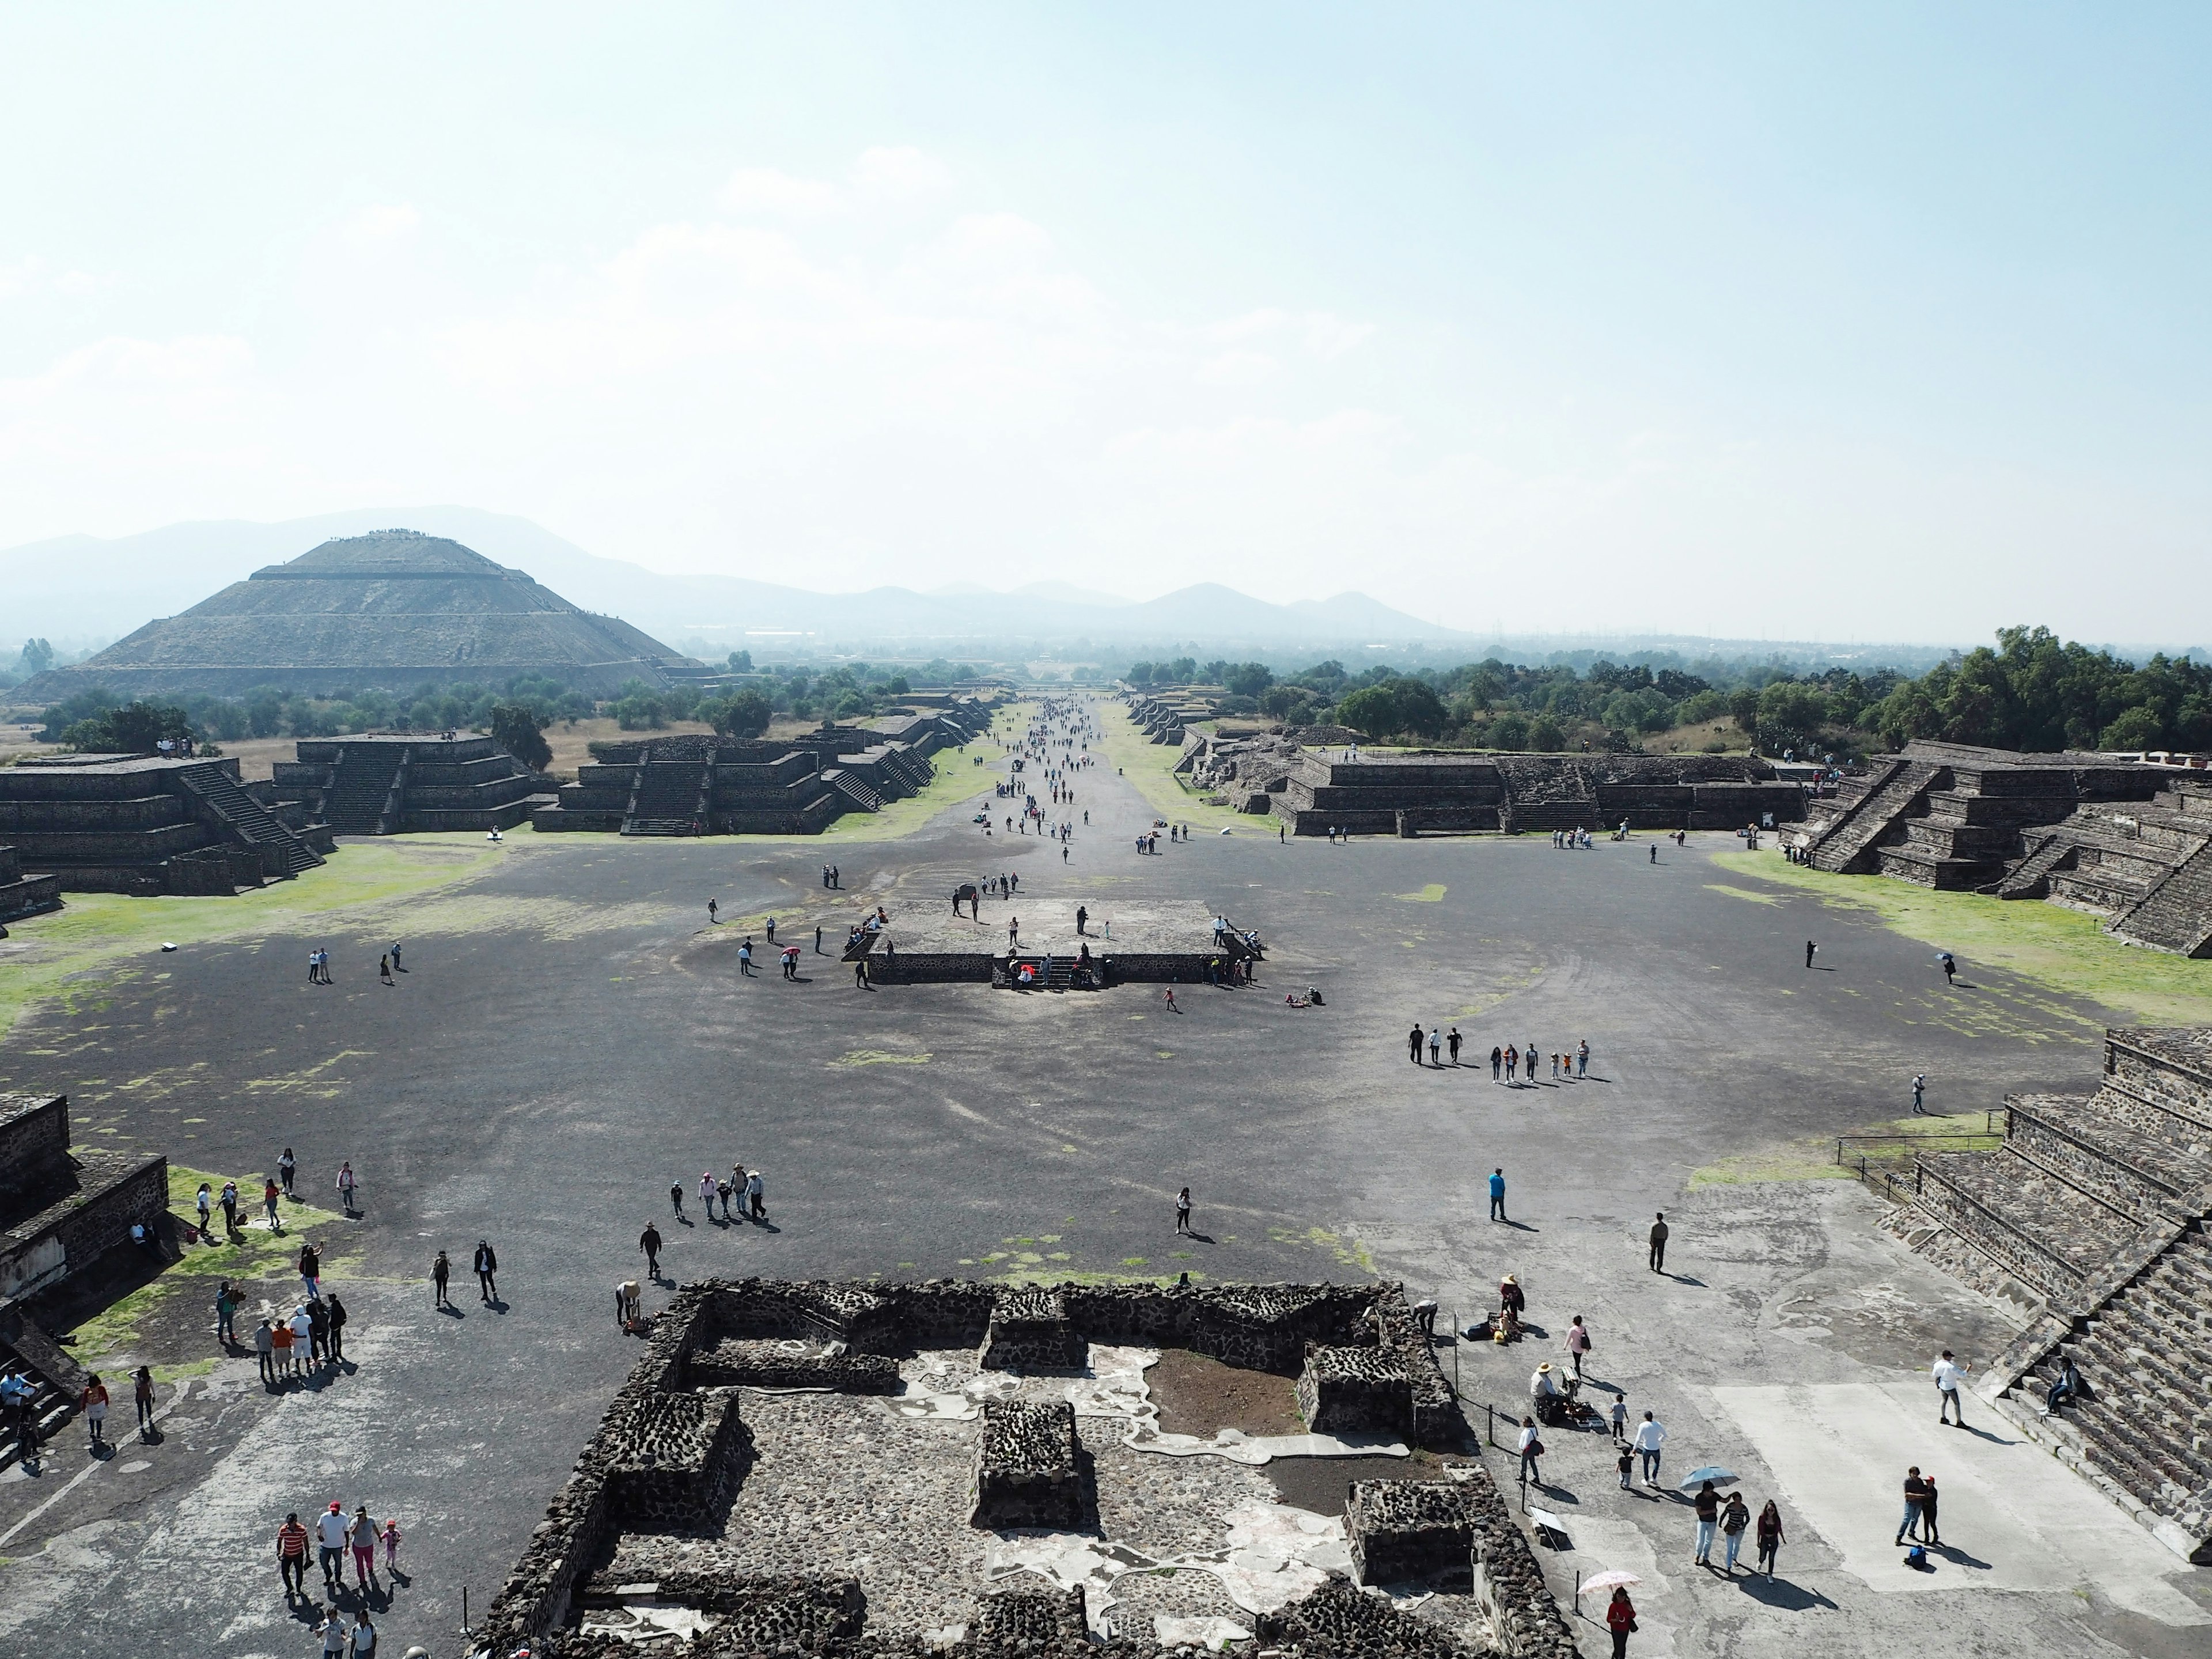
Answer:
1576, 1570, 1642, 1596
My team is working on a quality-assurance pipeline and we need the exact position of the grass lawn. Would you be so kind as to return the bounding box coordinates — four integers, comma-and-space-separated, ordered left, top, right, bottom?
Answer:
1690, 1109, 2002, 1189
0, 838, 504, 1040
1097, 713, 1274, 838
1716, 845, 2212, 1027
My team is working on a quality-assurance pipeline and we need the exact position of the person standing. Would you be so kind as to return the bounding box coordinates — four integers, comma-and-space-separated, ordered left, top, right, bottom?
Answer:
378, 1516, 402, 1577
1755, 1499, 1785, 1579
1719, 1491, 1750, 1574
325, 1293, 348, 1362
220, 1180, 239, 1233
1896, 1467, 1929, 1544
316, 1502, 349, 1591
1428, 1027, 1443, 1066
1516, 1416, 1543, 1487
1490, 1045, 1503, 1081
1447, 1027, 1462, 1064
1912, 1073, 1926, 1115
700, 1171, 717, 1219
1632, 1410, 1666, 1485
1488, 1168, 1507, 1222
298, 1241, 321, 1300
1175, 1188, 1192, 1236
270, 1312, 294, 1380
431, 1250, 450, 1308
1933, 1350, 1969, 1426
277, 1512, 312, 1600
1609, 1395, 1628, 1443
79, 1373, 109, 1446
1577, 1039, 1589, 1077
669, 1180, 685, 1221
279, 1147, 297, 1198
349, 1609, 377, 1658
1648, 1213, 1669, 1273
132, 1366, 156, 1435
1566, 1315, 1591, 1378
216, 1279, 238, 1346
378, 953, 393, 985
263, 1177, 282, 1230
1805, 940, 1817, 969
1692, 1479, 1720, 1565
747, 1168, 766, 1220
335, 1161, 358, 1216
347, 1505, 377, 1589
474, 1238, 498, 1302
640, 1222, 662, 1279
255, 1316, 276, 1384
707, 897, 718, 924
196, 1182, 213, 1239
1605, 1586, 1637, 1657
1408, 1024, 1425, 1064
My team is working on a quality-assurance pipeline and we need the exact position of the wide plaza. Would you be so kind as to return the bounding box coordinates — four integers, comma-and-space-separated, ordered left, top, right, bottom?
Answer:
1, 699, 2207, 1657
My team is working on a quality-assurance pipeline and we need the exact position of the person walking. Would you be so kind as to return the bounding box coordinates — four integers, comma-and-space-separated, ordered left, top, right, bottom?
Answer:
279, 1147, 297, 1197
1604, 1586, 1637, 1657
431, 1250, 450, 1308
1408, 1024, 1425, 1064
1632, 1410, 1666, 1485
707, 897, 718, 925
1755, 1499, 1785, 1579
1896, 1467, 1930, 1545
669, 1180, 685, 1221
1805, 940, 1817, 969
276, 1512, 312, 1600
1488, 1168, 1507, 1222
335, 1161, 358, 1216
1175, 1188, 1192, 1235
640, 1222, 662, 1279
1577, 1039, 1589, 1077
473, 1238, 498, 1302
1719, 1491, 1751, 1574
317, 1606, 350, 1659
1940, 950, 1957, 986
1447, 1027, 1462, 1064
316, 1502, 349, 1591
1650, 843, 1657, 863
196, 1181, 213, 1240
1427, 1027, 1443, 1066
1516, 1416, 1543, 1488
378, 953, 393, 985
1911, 1073, 1926, 1114
80, 1373, 109, 1447
1933, 1349, 1969, 1426
348, 1609, 378, 1657
1609, 1395, 1628, 1442
326, 1293, 349, 1362
740, 939, 755, 976
1616, 1441, 1634, 1490
390, 942, 402, 974
255, 1316, 276, 1383
132, 1366, 156, 1435
700, 1171, 718, 1219
1490, 1045, 1503, 1081
1566, 1315, 1591, 1378
747, 1167, 766, 1220
1648, 1213, 1669, 1273
298, 1241, 321, 1300
1692, 1479, 1720, 1566
264, 1177, 282, 1230
347, 1504, 377, 1589
378, 1516, 402, 1577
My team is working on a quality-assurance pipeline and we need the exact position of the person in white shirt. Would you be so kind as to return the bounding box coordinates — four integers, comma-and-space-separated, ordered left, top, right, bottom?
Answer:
1632, 1410, 1667, 1486
315, 1503, 349, 1590
1516, 1415, 1543, 1487
1932, 1350, 1969, 1426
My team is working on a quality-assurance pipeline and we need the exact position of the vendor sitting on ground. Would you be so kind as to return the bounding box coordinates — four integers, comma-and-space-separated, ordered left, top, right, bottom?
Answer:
1530, 1361, 1565, 1423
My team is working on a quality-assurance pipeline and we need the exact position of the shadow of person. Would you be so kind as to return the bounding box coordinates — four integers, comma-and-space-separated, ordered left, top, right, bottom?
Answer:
1666, 1274, 1707, 1286
488, 1297, 509, 1313
1928, 1541, 1995, 1569
675, 1214, 695, 1227
436, 1304, 465, 1319
1499, 1219, 1540, 1233
1952, 1422, 2017, 1446
1738, 1575, 1839, 1611
1184, 1230, 1216, 1245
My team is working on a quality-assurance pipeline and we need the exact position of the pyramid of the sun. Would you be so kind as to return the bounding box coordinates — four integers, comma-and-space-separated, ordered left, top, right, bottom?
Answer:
21, 529, 699, 699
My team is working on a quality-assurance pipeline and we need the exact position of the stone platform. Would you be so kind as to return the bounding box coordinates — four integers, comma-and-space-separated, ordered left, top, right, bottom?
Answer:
851, 899, 1262, 987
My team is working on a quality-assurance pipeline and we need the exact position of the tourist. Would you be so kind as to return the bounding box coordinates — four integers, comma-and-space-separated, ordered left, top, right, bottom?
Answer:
1940, 950, 1957, 985
1616, 1442, 1634, 1489
307, 948, 319, 985
1164, 987, 1179, 1013
264, 1178, 281, 1229
196, 1181, 213, 1238
766, 916, 776, 944
1505, 1045, 1517, 1082
1499, 1274, 1525, 1323
1692, 1479, 1721, 1566
220, 1179, 238, 1232
1720, 1490, 1750, 1573
391, 942, 402, 973
716, 1175, 733, 1219
1632, 1410, 1666, 1484
2043, 1353, 2082, 1416
1408, 1023, 1425, 1064
669, 1179, 685, 1221
747, 1168, 766, 1220
316, 1502, 349, 1590
293, 1303, 316, 1370
431, 1250, 451, 1307
1604, 1586, 1637, 1656
255, 1316, 276, 1382
378, 953, 392, 985
1523, 1041, 1537, 1077
1805, 939, 1817, 968
739, 938, 755, 975
700, 1172, 717, 1218
378, 1516, 402, 1577
474, 1237, 498, 1302
1175, 1188, 1192, 1236
1490, 1045, 1503, 1081
1412, 1298, 1437, 1335
1933, 1349, 1969, 1425
1755, 1499, 1785, 1579
326, 1293, 349, 1362
1577, 1039, 1589, 1077
1609, 1395, 1627, 1442
336, 1160, 358, 1215
853, 956, 869, 988
1488, 1168, 1507, 1222
132, 1366, 155, 1435
279, 1147, 297, 1198
347, 1503, 377, 1588
276, 1512, 311, 1600
1428, 1028, 1442, 1066
641, 1221, 662, 1278
1896, 1466, 1929, 1544
1920, 1474, 1942, 1545
1650, 843, 1657, 863
317, 1606, 350, 1658
298, 1241, 321, 1299
1447, 1027, 1462, 1063
1566, 1315, 1591, 1378
270, 1313, 293, 1380
1516, 1416, 1543, 1486
349, 1609, 377, 1657
1649, 1212, 1668, 1273
1912, 1073, 1926, 1114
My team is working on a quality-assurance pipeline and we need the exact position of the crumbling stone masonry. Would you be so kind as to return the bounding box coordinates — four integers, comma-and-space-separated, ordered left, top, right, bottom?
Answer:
1347, 1480, 1474, 1586
971, 1399, 1086, 1528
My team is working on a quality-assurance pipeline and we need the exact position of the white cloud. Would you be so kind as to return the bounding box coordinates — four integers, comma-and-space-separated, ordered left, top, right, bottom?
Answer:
719, 167, 843, 218
338, 202, 421, 248
849, 145, 953, 203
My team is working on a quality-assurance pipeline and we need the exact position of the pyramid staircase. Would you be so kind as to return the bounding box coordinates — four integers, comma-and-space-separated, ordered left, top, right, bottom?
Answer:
175, 763, 323, 876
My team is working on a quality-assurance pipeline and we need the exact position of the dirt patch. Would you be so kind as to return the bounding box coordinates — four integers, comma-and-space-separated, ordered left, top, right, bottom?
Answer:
1147, 1347, 1304, 1438
1265, 1449, 1450, 1515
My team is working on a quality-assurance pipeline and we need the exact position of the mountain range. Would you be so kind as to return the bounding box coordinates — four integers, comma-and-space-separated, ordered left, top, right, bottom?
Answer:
0, 507, 1471, 654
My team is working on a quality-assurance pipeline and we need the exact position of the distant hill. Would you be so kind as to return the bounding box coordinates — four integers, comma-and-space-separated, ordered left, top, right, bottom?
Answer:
0, 508, 1471, 652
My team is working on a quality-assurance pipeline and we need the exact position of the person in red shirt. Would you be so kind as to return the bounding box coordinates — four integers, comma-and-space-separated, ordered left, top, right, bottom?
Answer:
1605, 1586, 1637, 1656
276, 1512, 312, 1600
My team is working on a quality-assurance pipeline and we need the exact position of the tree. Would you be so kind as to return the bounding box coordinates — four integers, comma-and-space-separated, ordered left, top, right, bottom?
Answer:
17, 638, 54, 676
1167, 656, 1198, 683
489, 702, 553, 770
1336, 677, 1446, 740
726, 649, 753, 672
713, 689, 773, 740
1222, 662, 1275, 698
1525, 715, 1566, 752
1755, 681, 1831, 757
1484, 713, 1529, 751
62, 700, 194, 754
1729, 687, 1762, 733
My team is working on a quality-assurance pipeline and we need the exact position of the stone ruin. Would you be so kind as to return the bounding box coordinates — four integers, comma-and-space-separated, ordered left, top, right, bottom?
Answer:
1786, 740, 2212, 955
0, 753, 331, 896
1124, 692, 1221, 747
0, 1093, 171, 1471
1173, 732, 1803, 838
1888, 1025, 2212, 1561
0, 843, 62, 937
465, 1277, 1581, 1659
274, 734, 552, 834
533, 704, 989, 838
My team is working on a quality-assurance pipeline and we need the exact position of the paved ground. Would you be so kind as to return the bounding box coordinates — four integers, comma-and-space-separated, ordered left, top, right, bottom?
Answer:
2, 698, 2208, 1657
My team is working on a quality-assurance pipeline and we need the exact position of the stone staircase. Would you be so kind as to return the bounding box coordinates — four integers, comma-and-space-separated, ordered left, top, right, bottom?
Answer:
622, 758, 711, 836
2112, 841, 2212, 957
822, 769, 882, 813
175, 763, 323, 876
0, 1357, 74, 1472
1805, 758, 1940, 872
1995, 827, 2077, 898
322, 745, 408, 834
1496, 758, 1596, 833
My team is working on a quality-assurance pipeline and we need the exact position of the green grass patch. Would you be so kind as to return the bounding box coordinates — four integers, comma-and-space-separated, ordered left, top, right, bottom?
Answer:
1716, 847, 2212, 1025
0, 839, 502, 1040
1689, 1111, 2003, 1190
1397, 884, 1447, 903
1096, 714, 1263, 836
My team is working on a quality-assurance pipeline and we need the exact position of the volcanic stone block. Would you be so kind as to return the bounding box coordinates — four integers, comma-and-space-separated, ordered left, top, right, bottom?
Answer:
684, 1338, 898, 1393
601, 1388, 745, 1529
978, 1287, 1086, 1371
971, 1400, 1083, 1529
971, 1584, 1089, 1644
1297, 1343, 1412, 1435
1346, 1480, 1473, 1585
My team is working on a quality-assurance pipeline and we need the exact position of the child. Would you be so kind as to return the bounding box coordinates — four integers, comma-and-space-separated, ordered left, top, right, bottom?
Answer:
1610, 1396, 1629, 1442
1616, 1445, 1634, 1490
378, 1516, 402, 1575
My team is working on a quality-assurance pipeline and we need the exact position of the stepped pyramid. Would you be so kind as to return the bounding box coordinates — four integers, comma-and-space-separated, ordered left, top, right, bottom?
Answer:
20, 529, 699, 700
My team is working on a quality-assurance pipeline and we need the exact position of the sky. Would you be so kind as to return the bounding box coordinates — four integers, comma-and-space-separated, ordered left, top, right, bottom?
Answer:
2, 4, 2207, 643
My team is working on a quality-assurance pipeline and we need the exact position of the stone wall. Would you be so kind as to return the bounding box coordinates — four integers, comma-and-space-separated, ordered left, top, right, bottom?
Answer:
0, 1094, 70, 1192
971, 1399, 1085, 1528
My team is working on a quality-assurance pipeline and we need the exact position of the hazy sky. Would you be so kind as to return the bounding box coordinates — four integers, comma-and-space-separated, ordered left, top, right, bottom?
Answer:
2, 5, 2206, 641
